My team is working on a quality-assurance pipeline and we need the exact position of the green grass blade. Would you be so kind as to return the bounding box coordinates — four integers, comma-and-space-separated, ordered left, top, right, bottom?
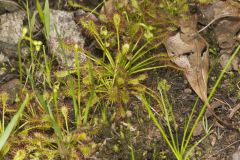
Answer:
69, 77, 79, 125
159, 90, 178, 152
83, 92, 96, 124
138, 94, 180, 158
30, 11, 37, 32
184, 132, 210, 159
75, 46, 114, 74
127, 42, 161, 69
35, 0, 44, 23
130, 65, 168, 74
75, 47, 81, 125
125, 42, 149, 69
0, 94, 30, 151
36, 94, 62, 139
43, 0, 50, 39
43, 45, 52, 87
180, 98, 199, 154
129, 56, 159, 73
26, 1, 37, 64
130, 145, 135, 160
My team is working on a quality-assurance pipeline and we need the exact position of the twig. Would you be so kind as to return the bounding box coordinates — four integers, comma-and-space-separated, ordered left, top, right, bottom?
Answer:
228, 103, 240, 119
198, 14, 240, 33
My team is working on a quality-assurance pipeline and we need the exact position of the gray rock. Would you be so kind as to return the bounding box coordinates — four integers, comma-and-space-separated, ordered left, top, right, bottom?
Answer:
48, 10, 86, 68
219, 54, 239, 71
0, 10, 25, 45
0, 0, 20, 15
219, 54, 232, 71
0, 41, 18, 59
0, 79, 20, 104
0, 11, 26, 83
0, 53, 8, 64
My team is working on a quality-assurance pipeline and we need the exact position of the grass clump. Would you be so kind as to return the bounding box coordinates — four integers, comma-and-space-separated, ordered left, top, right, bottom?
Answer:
1, 0, 238, 159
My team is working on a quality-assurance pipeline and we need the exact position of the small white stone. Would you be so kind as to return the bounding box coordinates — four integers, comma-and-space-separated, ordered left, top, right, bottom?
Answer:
184, 88, 192, 94
219, 54, 232, 71
126, 110, 132, 117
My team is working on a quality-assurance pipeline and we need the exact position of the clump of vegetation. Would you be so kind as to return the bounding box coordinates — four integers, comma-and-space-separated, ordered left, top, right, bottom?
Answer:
78, 13, 169, 119
0, 0, 239, 159
140, 44, 240, 159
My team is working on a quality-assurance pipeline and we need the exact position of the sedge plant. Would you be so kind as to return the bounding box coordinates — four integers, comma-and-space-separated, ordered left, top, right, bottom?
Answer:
139, 44, 240, 159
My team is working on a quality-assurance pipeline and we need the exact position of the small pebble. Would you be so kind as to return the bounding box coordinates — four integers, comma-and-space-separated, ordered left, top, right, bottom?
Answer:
211, 76, 216, 81
126, 110, 132, 118
219, 54, 232, 71
232, 57, 239, 71
184, 88, 192, 94
223, 79, 229, 85
193, 121, 203, 136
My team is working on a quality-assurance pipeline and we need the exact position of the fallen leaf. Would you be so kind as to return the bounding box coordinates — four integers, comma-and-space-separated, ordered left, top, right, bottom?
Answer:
164, 15, 209, 102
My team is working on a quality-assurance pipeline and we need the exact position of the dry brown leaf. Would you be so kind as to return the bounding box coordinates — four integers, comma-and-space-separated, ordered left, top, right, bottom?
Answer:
166, 1, 240, 98
164, 15, 209, 102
